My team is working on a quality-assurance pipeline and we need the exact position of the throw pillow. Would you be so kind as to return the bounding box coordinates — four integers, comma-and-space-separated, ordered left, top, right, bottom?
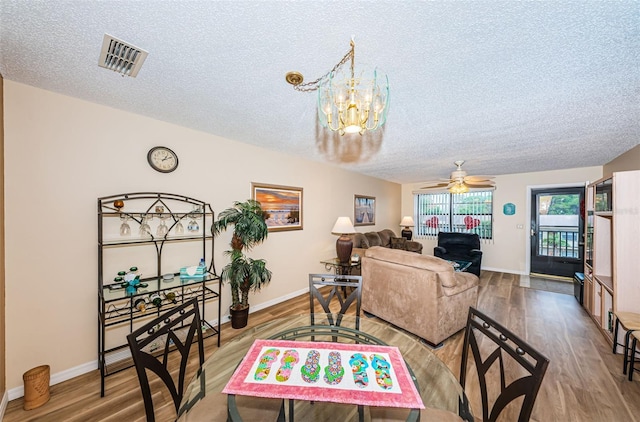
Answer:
390, 237, 407, 250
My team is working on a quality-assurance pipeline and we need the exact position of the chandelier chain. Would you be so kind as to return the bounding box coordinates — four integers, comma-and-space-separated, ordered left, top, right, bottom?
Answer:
292, 45, 354, 92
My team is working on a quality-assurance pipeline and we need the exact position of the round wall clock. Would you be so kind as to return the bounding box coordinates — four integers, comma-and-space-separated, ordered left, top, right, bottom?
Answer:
147, 146, 178, 173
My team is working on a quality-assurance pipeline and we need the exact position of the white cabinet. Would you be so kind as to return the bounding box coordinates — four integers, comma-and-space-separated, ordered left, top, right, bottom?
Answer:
585, 171, 640, 345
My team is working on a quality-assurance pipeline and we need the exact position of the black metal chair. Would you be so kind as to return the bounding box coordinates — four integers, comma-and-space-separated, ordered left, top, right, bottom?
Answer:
309, 273, 362, 329
460, 307, 549, 422
127, 298, 205, 422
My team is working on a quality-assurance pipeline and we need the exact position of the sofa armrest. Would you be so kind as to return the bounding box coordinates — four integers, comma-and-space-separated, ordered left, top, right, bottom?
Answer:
405, 241, 423, 254
441, 272, 479, 297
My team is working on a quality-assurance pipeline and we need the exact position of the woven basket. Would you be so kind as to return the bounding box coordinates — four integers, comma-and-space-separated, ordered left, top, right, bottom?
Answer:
23, 365, 50, 410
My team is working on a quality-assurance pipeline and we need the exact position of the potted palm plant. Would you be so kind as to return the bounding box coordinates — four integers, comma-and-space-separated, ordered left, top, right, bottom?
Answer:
212, 200, 272, 328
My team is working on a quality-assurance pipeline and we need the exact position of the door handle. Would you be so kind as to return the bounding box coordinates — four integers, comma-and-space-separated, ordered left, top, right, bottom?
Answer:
530, 229, 535, 237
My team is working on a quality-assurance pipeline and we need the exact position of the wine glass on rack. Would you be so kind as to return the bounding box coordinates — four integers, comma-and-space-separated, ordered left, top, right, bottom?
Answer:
139, 215, 152, 238
175, 218, 185, 235
187, 205, 201, 233
156, 214, 169, 237
119, 214, 131, 236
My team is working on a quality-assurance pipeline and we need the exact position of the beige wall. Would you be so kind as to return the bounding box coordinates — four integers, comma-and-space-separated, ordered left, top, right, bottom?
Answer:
3, 81, 400, 392
402, 166, 602, 274
603, 144, 640, 177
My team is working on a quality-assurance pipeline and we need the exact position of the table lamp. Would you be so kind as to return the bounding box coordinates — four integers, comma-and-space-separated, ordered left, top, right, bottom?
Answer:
331, 217, 356, 264
400, 216, 415, 240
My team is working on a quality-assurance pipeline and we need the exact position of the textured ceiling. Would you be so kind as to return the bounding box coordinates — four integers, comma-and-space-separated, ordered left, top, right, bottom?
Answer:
1, 1, 638, 183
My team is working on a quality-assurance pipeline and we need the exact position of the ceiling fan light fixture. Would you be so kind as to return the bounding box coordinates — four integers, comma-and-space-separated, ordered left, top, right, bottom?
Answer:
449, 182, 469, 194
418, 161, 495, 192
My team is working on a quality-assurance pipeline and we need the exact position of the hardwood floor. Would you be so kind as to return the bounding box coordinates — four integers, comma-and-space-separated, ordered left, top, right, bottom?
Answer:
5, 271, 639, 421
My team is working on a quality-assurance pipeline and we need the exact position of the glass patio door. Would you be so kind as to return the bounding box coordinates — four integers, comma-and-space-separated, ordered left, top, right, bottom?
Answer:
530, 187, 585, 278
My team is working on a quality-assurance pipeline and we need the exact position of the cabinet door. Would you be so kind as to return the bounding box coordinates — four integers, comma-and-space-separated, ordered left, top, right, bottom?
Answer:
613, 170, 640, 314
584, 275, 593, 313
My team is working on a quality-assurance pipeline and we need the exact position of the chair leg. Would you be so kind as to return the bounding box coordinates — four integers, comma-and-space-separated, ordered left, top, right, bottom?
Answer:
613, 317, 620, 354
623, 330, 633, 375
277, 400, 286, 422
629, 336, 638, 381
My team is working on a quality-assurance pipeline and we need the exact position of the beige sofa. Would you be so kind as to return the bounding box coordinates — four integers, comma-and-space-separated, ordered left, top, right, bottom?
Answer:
361, 246, 479, 346
349, 228, 423, 256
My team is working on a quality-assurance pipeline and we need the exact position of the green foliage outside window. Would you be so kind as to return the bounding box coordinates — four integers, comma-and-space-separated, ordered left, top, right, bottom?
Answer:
547, 194, 579, 215
455, 196, 492, 214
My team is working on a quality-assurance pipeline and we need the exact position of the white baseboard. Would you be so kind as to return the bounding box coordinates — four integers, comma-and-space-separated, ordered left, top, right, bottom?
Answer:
7, 360, 98, 401
482, 266, 526, 275
6, 289, 310, 401
0, 390, 8, 420
220, 287, 309, 322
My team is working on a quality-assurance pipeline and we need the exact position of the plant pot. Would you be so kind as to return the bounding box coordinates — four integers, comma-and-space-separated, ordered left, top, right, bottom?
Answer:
230, 305, 250, 329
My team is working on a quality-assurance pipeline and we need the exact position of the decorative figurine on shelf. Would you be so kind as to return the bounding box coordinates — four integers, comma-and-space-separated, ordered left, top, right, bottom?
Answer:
117, 267, 147, 295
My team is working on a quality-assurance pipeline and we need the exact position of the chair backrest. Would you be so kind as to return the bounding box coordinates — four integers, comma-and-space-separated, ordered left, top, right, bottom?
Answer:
309, 273, 362, 329
437, 231, 481, 251
460, 307, 549, 422
127, 298, 205, 422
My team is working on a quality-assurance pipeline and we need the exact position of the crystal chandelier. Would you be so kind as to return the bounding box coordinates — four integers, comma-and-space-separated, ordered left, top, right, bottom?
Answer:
286, 40, 389, 135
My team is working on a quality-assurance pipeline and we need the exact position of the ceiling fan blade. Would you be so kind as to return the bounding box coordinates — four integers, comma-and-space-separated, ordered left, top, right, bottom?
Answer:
419, 182, 452, 189
464, 175, 494, 181
421, 179, 450, 186
465, 184, 496, 190
465, 180, 496, 186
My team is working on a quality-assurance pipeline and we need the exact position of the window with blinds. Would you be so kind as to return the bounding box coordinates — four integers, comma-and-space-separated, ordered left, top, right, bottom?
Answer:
414, 190, 493, 240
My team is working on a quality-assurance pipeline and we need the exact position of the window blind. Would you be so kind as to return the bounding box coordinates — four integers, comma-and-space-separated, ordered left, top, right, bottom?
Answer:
414, 190, 493, 241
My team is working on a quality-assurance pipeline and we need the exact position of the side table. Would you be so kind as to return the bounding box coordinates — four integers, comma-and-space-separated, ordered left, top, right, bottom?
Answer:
320, 257, 361, 276
320, 258, 361, 298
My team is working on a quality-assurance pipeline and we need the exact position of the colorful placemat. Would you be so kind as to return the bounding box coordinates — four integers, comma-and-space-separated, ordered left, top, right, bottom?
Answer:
222, 339, 425, 409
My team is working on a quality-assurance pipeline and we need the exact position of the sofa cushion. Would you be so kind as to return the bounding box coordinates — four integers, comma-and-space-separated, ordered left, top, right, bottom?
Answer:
364, 232, 383, 247
349, 233, 370, 249
378, 229, 397, 247
390, 237, 407, 250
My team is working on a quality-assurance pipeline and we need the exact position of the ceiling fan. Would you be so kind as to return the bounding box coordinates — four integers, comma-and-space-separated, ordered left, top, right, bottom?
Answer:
420, 161, 495, 192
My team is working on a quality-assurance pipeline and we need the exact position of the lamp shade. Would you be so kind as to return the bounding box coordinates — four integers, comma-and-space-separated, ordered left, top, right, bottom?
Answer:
399, 216, 415, 227
331, 217, 356, 234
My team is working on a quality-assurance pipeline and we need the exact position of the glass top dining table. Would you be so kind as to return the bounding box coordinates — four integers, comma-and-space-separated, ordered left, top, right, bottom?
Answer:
178, 314, 473, 421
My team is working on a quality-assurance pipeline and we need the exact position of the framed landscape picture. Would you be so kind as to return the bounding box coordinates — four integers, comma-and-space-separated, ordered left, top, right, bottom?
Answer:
252, 183, 303, 232
354, 195, 376, 226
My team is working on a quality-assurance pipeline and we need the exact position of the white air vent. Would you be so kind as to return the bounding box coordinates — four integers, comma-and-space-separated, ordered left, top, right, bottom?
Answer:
98, 34, 148, 77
